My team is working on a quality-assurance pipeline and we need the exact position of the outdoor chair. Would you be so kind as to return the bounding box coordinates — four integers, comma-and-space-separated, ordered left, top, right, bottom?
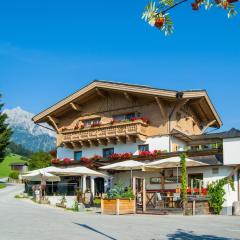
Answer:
156, 192, 164, 209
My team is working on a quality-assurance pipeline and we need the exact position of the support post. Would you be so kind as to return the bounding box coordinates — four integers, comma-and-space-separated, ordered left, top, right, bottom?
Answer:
142, 178, 146, 212
193, 200, 196, 216
116, 199, 120, 215
82, 175, 87, 193
90, 177, 95, 197
101, 198, 104, 214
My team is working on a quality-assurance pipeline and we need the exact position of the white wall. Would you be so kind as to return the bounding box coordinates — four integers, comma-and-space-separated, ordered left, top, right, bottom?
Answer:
223, 137, 240, 165
170, 137, 187, 151
57, 136, 170, 159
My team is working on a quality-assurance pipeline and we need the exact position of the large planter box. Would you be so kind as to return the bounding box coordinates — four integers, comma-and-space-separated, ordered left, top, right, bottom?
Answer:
101, 198, 135, 215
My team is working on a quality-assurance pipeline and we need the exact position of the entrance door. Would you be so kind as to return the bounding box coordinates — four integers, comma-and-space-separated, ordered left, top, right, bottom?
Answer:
94, 177, 105, 196
134, 177, 146, 212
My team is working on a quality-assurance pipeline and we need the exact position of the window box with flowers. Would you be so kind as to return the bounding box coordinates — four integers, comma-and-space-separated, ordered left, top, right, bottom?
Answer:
139, 149, 162, 158
108, 152, 133, 161
63, 158, 73, 165
51, 159, 60, 164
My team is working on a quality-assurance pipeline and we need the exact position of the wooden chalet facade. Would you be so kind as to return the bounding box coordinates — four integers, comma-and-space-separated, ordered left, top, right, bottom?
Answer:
33, 80, 240, 215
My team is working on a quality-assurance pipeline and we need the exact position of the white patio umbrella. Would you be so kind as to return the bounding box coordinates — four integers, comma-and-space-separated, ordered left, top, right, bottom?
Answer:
51, 166, 106, 177
143, 156, 208, 184
143, 156, 208, 169
26, 166, 62, 174
21, 170, 60, 182
99, 160, 145, 186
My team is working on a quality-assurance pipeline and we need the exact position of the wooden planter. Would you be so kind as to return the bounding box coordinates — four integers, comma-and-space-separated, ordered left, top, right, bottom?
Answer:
101, 198, 136, 215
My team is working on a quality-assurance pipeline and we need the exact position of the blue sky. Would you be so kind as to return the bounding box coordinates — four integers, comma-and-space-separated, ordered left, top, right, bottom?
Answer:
0, 0, 239, 131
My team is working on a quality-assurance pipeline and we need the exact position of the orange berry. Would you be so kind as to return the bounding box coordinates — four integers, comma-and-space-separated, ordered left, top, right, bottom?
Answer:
154, 17, 165, 28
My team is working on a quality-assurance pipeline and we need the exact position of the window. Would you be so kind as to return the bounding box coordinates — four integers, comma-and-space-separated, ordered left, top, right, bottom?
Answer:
212, 168, 219, 174
113, 112, 135, 121
138, 144, 149, 152
83, 118, 101, 127
103, 148, 114, 158
188, 173, 203, 188
74, 151, 82, 161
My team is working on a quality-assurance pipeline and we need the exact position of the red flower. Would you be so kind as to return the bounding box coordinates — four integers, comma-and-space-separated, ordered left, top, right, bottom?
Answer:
139, 150, 161, 158
91, 155, 103, 161
130, 117, 150, 124
63, 158, 72, 165
51, 159, 59, 164
80, 157, 91, 163
108, 152, 133, 160
74, 124, 79, 130
201, 188, 208, 195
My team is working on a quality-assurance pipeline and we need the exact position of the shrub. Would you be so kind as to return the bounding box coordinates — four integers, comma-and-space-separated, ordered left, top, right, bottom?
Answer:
9, 171, 19, 179
106, 183, 135, 200
207, 177, 234, 214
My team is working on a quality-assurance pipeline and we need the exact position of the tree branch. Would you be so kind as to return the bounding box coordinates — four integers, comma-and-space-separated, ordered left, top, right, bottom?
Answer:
162, 0, 189, 14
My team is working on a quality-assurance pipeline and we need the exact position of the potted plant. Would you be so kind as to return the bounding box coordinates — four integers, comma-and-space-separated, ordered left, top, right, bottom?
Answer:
101, 183, 135, 215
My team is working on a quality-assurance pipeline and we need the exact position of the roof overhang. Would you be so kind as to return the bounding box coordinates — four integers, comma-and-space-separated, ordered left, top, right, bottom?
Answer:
32, 80, 222, 128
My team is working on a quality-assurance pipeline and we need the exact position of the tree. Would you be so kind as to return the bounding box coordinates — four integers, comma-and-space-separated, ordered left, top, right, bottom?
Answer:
142, 0, 238, 35
0, 95, 12, 162
7, 142, 33, 157
180, 153, 188, 214
28, 151, 52, 170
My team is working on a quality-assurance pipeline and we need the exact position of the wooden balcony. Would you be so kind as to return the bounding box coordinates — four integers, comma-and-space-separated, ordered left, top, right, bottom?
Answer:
59, 120, 148, 148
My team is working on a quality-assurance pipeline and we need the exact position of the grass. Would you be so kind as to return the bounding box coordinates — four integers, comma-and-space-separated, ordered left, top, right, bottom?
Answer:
0, 184, 6, 189
0, 154, 27, 178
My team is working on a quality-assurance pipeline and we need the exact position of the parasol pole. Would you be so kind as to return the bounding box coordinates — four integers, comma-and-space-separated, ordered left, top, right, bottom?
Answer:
130, 168, 133, 188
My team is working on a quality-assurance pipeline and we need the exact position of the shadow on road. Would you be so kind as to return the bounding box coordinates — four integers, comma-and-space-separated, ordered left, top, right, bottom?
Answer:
73, 222, 117, 240
167, 229, 233, 240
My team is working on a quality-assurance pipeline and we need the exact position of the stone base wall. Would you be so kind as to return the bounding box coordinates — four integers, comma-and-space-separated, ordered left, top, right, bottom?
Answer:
186, 200, 210, 215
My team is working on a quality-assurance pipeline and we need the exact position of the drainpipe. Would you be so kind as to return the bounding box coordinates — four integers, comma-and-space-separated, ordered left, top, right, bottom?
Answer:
168, 92, 184, 152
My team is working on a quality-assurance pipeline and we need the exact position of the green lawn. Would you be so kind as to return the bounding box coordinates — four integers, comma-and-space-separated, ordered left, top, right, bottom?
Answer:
0, 183, 6, 189
0, 154, 27, 178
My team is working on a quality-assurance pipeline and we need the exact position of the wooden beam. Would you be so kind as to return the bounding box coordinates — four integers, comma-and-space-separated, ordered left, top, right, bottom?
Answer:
70, 102, 82, 112
64, 142, 73, 149
127, 135, 136, 143
155, 97, 167, 119
202, 120, 217, 133
47, 116, 59, 132
174, 99, 189, 113
97, 138, 108, 146
72, 142, 82, 148
123, 92, 135, 103
95, 88, 106, 98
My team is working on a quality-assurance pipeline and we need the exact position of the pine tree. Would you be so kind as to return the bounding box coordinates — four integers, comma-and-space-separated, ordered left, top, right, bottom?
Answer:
0, 94, 12, 162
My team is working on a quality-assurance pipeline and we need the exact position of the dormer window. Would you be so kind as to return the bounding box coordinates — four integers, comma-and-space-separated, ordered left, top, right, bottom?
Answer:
83, 118, 101, 127
113, 112, 135, 121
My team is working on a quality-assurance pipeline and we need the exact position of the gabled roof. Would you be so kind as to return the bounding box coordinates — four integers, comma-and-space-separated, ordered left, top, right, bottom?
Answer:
33, 80, 222, 127
191, 128, 240, 141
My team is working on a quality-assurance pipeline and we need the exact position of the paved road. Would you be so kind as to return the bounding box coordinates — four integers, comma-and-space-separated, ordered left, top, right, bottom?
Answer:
0, 185, 240, 240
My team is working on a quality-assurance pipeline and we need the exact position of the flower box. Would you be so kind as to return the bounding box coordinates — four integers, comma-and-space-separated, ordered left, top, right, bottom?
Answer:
101, 198, 135, 215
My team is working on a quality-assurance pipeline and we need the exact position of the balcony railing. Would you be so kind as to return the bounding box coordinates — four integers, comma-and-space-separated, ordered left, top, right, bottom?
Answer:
60, 120, 148, 144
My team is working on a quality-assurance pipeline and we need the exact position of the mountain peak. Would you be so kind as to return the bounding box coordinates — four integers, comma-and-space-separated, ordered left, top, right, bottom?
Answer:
4, 107, 56, 152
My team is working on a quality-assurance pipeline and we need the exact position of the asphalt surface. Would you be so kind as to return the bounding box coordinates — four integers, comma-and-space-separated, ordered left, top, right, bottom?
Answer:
0, 184, 240, 240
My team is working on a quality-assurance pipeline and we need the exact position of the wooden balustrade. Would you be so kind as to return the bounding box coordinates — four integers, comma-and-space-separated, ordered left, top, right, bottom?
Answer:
60, 120, 147, 147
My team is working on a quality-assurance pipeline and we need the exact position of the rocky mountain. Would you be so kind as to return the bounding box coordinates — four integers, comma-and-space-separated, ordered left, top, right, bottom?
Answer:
4, 107, 56, 152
